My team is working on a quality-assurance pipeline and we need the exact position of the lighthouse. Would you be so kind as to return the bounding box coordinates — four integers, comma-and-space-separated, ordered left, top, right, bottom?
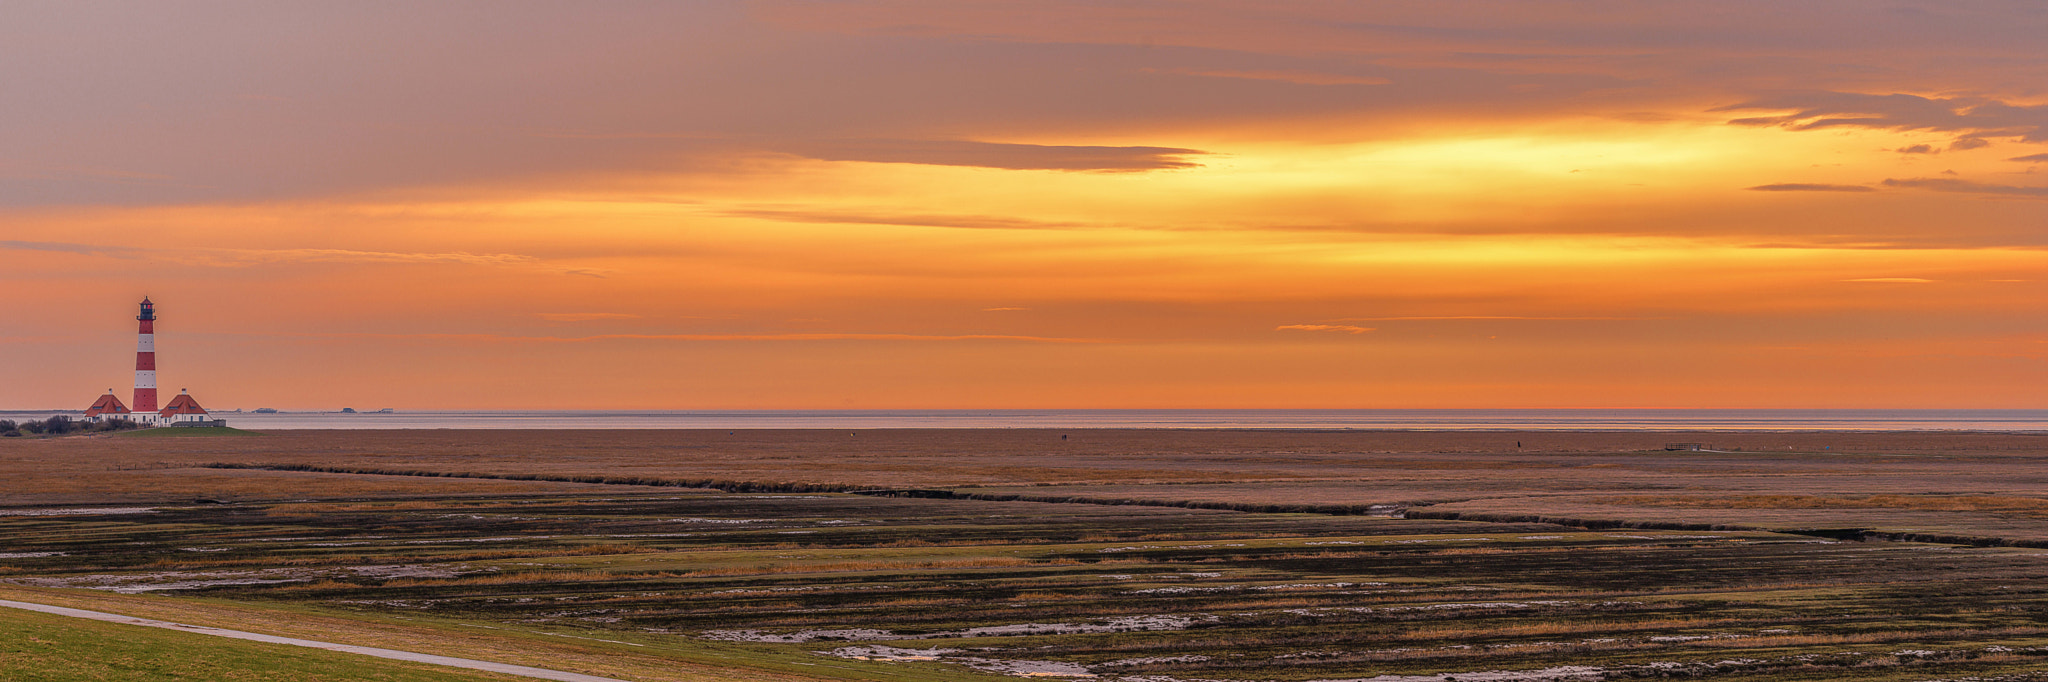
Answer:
134, 297, 157, 413
81, 298, 221, 428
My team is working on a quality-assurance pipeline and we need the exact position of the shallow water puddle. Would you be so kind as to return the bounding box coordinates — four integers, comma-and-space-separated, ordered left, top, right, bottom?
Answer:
819, 645, 1096, 678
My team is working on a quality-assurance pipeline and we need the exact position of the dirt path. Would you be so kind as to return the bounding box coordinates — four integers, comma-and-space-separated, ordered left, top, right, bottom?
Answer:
0, 598, 633, 682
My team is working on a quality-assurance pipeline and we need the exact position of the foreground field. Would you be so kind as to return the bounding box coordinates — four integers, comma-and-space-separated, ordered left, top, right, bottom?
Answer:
0, 604, 535, 682
7, 430, 2048, 680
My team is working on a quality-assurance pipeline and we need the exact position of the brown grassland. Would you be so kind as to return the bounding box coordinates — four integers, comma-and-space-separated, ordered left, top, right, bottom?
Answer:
6, 429, 2048, 681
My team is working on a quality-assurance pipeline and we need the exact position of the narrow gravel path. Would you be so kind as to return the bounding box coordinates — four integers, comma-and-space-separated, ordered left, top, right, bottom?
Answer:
0, 598, 634, 682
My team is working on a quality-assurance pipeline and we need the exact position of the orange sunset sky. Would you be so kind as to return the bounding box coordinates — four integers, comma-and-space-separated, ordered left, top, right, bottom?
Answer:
5, 1, 2048, 410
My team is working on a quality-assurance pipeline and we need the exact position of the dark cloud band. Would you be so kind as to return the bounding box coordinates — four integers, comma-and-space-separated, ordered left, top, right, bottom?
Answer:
778, 139, 1207, 172
1746, 183, 1876, 192
1720, 91, 2048, 144
1882, 177, 2048, 198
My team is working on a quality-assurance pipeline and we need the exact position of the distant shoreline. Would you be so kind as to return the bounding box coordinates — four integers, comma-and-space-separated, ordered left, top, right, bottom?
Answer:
6, 408, 2048, 432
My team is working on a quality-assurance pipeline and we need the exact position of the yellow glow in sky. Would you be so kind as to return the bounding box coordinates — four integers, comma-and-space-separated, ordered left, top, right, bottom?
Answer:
4, 3, 2048, 409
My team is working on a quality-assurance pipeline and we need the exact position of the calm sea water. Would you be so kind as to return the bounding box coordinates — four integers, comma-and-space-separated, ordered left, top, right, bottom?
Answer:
9, 409, 2046, 431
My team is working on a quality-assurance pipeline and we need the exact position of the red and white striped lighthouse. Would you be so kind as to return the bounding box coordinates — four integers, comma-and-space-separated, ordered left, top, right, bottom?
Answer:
134, 297, 157, 414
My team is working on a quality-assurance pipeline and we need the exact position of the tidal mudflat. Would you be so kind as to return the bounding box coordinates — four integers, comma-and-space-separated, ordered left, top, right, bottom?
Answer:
7, 429, 2048, 680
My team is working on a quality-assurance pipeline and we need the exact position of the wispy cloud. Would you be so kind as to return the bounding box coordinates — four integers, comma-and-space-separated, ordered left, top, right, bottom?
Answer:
1276, 324, 1373, 334
1746, 183, 1876, 192
247, 332, 1111, 344
1880, 177, 2048, 198
0, 240, 141, 257
1167, 68, 1391, 86
2010, 153, 2048, 162
778, 139, 1207, 172
0, 240, 542, 268
209, 248, 537, 266
0, 334, 87, 344
1842, 277, 1936, 283
536, 313, 642, 322
718, 208, 1090, 231
1331, 316, 1661, 321
1719, 92, 2048, 144
622, 333, 1105, 343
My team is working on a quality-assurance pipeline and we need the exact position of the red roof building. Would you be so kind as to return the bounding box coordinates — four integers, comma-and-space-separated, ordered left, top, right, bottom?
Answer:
158, 389, 209, 421
84, 391, 130, 418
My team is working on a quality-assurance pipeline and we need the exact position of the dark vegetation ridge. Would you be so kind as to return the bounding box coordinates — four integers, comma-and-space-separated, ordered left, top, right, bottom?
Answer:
199, 462, 875, 495
1401, 510, 2048, 549
199, 462, 2048, 549
0, 416, 138, 438
201, 462, 1398, 513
